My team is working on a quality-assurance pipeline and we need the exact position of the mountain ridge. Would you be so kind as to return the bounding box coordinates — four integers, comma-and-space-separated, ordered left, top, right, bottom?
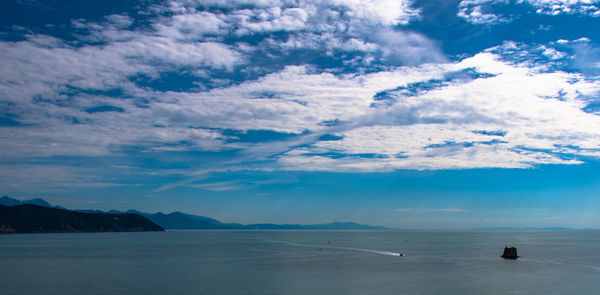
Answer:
0, 195, 65, 209
0, 203, 164, 234
0, 196, 389, 230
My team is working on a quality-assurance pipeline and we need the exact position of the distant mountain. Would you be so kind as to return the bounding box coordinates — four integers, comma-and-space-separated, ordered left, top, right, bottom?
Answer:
0, 196, 65, 209
0, 204, 164, 234
0, 196, 21, 206
130, 211, 388, 230
132, 211, 246, 229
0, 196, 389, 230
472, 227, 584, 231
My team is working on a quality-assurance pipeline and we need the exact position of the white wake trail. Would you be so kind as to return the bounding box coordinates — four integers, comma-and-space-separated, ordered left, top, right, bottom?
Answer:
265, 239, 403, 257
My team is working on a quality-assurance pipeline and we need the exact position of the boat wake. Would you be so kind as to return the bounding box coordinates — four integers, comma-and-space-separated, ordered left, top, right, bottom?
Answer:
265, 239, 403, 257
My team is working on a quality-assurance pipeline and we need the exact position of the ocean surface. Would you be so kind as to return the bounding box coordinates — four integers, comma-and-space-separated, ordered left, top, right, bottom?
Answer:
1, 230, 599, 295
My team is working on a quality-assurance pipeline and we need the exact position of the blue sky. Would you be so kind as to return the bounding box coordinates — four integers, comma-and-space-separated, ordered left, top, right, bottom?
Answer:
2, 0, 600, 229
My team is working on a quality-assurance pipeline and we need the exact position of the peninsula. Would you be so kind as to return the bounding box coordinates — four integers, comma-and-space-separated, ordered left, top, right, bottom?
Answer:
0, 204, 164, 234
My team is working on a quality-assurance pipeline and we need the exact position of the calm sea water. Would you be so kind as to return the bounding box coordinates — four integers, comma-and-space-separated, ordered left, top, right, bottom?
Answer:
1, 231, 599, 294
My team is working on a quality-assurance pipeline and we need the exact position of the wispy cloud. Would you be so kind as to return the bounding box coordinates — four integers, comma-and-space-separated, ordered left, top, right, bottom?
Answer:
2, 0, 600, 192
188, 181, 257, 192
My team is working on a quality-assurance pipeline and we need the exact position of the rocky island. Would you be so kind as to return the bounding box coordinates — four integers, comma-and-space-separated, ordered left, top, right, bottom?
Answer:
501, 246, 519, 259
0, 204, 164, 234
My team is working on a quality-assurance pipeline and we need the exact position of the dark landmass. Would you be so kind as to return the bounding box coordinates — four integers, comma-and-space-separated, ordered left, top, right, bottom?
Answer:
1, 196, 388, 230
0, 204, 164, 234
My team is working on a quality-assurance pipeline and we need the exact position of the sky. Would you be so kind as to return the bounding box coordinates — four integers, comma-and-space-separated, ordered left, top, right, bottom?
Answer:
1, 0, 600, 229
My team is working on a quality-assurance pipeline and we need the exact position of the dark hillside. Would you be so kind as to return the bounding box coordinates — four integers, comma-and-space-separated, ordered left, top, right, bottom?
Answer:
0, 204, 164, 233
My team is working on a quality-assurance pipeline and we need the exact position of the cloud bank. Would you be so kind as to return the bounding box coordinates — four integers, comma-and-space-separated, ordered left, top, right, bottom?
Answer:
1, 0, 600, 187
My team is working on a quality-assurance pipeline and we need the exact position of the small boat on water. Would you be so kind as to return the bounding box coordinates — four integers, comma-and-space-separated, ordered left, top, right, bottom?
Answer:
501, 246, 519, 259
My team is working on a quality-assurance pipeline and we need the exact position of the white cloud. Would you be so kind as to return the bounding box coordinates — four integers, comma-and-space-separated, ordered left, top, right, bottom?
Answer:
539, 45, 567, 60
154, 11, 228, 40
2, 0, 600, 177
369, 27, 448, 66
167, 0, 419, 27
151, 0, 438, 68
0, 30, 241, 105
524, 0, 600, 16
110, 38, 241, 71
3, 44, 600, 171
275, 52, 600, 171
458, 0, 600, 25
104, 14, 134, 28
232, 7, 311, 35
326, 0, 420, 25
458, 0, 513, 25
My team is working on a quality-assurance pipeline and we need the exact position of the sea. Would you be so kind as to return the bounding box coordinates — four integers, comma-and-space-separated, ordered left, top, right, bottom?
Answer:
1, 230, 599, 295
